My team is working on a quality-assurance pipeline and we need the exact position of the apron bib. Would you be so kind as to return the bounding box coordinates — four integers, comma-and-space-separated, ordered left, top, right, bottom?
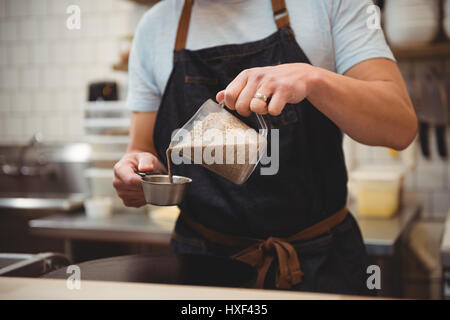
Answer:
154, 0, 347, 238
152, 0, 370, 294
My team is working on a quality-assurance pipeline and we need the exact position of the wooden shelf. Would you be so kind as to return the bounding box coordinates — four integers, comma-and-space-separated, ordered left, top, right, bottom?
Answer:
392, 42, 450, 60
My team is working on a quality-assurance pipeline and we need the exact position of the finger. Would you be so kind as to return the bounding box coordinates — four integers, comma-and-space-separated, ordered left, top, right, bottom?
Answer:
114, 160, 142, 186
224, 71, 248, 110
267, 91, 287, 116
113, 175, 142, 190
137, 153, 156, 172
113, 178, 142, 193
249, 84, 274, 115
117, 188, 144, 198
235, 79, 258, 117
216, 90, 225, 103
117, 190, 144, 198
123, 199, 146, 208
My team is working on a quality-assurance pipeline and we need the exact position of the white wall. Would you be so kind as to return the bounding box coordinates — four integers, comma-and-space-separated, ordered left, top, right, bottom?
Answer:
0, 0, 150, 143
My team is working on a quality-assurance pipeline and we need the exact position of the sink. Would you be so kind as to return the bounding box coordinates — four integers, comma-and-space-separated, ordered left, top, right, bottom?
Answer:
0, 143, 91, 211
0, 192, 86, 211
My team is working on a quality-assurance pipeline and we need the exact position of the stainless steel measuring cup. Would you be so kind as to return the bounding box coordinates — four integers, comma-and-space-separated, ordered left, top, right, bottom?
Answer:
138, 172, 192, 206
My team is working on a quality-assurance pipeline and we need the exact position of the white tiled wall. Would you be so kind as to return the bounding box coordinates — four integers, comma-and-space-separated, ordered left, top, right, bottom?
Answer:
0, 0, 150, 143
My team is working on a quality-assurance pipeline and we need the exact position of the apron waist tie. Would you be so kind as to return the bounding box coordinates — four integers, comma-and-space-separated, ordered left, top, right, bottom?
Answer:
179, 206, 348, 289
232, 236, 303, 289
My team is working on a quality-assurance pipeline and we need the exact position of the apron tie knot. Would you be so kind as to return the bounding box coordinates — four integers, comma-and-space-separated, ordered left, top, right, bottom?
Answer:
179, 207, 348, 290
260, 237, 276, 253
234, 237, 304, 289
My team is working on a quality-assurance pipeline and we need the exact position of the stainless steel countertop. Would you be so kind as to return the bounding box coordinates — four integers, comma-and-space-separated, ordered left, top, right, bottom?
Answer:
29, 210, 172, 245
353, 196, 421, 256
29, 196, 421, 256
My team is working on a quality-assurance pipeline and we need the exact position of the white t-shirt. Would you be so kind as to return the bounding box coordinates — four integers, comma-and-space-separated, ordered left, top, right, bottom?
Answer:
127, 0, 395, 112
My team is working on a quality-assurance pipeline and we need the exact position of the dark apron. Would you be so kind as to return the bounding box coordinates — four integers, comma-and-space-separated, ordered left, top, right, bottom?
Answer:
153, 0, 370, 295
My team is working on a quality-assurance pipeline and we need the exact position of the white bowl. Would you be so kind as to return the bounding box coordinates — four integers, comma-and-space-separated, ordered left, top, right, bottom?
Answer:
384, 0, 440, 47
385, 0, 439, 12
385, 9, 438, 23
386, 19, 439, 48
84, 168, 116, 197
84, 196, 113, 219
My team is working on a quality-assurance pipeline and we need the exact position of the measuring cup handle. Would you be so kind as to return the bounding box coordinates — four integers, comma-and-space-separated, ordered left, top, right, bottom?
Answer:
256, 113, 268, 134
136, 171, 153, 177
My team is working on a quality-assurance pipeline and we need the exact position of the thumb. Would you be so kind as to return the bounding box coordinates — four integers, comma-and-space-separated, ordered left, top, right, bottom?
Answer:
137, 153, 156, 172
216, 90, 225, 103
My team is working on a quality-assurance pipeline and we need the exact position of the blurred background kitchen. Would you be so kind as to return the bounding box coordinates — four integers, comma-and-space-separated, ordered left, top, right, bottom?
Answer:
0, 0, 449, 299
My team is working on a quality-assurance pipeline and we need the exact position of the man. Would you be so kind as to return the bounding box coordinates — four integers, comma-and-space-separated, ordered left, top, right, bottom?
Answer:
113, 0, 417, 294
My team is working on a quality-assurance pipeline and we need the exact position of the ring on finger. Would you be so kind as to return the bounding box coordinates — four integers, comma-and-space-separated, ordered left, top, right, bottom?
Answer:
253, 92, 269, 103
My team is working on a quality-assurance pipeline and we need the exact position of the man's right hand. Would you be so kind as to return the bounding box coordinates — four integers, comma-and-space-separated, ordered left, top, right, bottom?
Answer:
113, 152, 163, 207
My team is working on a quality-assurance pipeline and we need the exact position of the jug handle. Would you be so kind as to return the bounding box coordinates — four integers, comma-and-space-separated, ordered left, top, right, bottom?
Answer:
256, 113, 268, 137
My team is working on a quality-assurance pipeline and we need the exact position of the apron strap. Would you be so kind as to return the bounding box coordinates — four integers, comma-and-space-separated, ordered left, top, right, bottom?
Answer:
270, 0, 291, 30
174, 0, 292, 51
174, 0, 194, 51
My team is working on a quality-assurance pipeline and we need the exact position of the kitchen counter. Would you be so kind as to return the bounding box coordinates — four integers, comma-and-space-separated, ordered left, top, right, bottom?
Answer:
0, 277, 372, 300
29, 196, 421, 257
29, 209, 172, 245
353, 196, 421, 256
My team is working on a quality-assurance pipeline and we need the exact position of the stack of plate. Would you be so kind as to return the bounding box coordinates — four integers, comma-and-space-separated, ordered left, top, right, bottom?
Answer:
83, 101, 140, 212
83, 100, 130, 167
445, 0, 450, 39
384, 0, 440, 48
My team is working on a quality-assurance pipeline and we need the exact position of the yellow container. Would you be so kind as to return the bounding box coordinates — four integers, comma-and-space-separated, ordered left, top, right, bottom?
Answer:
350, 167, 404, 219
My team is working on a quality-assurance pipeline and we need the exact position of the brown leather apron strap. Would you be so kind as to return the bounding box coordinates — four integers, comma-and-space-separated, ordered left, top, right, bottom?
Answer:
174, 0, 292, 51
179, 206, 348, 289
270, 0, 291, 30
285, 206, 348, 242
174, 0, 194, 51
